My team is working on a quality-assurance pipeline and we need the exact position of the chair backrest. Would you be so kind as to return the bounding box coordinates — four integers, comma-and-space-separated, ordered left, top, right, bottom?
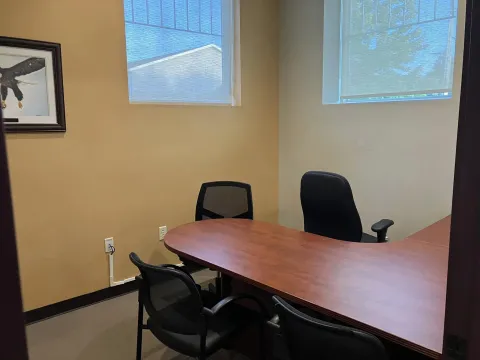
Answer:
129, 253, 204, 335
273, 296, 388, 360
301, 171, 363, 242
195, 181, 253, 221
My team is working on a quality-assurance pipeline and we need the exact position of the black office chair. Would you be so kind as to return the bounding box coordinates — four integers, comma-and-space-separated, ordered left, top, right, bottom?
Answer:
195, 181, 253, 221
301, 171, 394, 243
269, 296, 389, 360
182, 181, 254, 293
130, 253, 267, 360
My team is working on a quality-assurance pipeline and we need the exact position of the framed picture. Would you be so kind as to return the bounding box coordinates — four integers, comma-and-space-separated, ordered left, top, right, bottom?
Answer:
0, 37, 66, 133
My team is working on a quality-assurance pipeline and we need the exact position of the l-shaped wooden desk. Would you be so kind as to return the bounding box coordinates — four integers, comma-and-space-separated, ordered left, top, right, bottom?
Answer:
165, 217, 451, 359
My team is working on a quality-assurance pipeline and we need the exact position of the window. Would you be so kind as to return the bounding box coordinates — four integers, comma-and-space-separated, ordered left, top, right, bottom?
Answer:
123, 0, 238, 105
323, 0, 459, 104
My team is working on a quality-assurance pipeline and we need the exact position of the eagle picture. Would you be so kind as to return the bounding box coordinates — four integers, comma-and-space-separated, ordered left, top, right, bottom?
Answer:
0, 57, 46, 110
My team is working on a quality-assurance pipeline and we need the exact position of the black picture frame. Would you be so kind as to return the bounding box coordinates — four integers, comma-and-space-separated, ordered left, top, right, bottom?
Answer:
0, 37, 66, 133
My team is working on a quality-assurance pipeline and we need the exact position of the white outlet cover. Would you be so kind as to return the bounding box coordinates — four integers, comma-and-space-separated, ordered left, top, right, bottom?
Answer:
105, 237, 114, 253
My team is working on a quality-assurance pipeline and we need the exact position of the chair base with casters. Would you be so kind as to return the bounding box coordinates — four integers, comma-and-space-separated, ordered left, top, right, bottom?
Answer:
131, 254, 267, 360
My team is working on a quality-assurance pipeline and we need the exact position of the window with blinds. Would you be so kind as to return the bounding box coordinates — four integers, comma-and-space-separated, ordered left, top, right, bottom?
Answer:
123, 0, 238, 105
323, 0, 459, 104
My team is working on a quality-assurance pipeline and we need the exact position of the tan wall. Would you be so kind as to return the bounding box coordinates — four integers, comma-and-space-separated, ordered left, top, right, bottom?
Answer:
3, 0, 279, 311
279, 0, 465, 240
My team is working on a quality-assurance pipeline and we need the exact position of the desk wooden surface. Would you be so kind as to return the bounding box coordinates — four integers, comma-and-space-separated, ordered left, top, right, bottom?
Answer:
165, 217, 451, 359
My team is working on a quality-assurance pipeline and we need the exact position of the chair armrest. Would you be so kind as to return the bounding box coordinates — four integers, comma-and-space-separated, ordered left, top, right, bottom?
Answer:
371, 219, 394, 233
371, 219, 394, 243
267, 314, 280, 330
203, 294, 269, 318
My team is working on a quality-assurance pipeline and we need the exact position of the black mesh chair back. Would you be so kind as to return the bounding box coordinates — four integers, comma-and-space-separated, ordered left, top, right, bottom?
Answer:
195, 181, 253, 221
301, 171, 363, 242
273, 296, 388, 360
130, 253, 204, 336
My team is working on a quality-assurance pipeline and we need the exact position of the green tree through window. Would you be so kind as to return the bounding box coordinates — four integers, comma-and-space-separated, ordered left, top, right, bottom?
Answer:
339, 0, 457, 102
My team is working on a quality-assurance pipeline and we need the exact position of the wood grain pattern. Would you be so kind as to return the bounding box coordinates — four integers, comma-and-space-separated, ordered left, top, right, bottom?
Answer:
165, 217, 450, 359
404, 217, 451, 248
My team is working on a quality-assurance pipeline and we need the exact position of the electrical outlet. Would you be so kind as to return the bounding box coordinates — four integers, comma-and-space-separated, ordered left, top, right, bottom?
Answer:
105, 237, 114, 253
159, 226, 168, 241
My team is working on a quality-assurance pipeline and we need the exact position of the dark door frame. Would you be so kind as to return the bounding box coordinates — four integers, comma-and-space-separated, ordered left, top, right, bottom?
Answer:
443, 0, 480, 359
0, 109, 28, 359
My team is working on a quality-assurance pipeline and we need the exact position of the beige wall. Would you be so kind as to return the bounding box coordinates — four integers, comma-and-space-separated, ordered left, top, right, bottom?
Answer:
3, 0, 279, 311
279, 0, 465, 240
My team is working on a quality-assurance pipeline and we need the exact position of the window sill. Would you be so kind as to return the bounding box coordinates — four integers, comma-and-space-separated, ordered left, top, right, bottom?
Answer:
128, 100, 241, 107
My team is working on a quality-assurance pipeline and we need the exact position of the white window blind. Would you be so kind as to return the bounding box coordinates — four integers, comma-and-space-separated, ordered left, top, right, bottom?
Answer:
123, 0, 237, 105
323, 0, 459, 104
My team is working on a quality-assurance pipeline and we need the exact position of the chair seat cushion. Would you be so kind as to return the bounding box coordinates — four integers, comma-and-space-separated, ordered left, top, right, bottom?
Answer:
361, 232, 378, 243
147, 301, 259, 357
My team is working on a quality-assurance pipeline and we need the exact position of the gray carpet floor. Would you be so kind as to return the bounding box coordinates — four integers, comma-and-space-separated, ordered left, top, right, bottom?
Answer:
26, 270, 248, 360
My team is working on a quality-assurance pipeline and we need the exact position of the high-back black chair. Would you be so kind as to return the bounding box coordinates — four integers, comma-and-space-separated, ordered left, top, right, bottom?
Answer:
270, 296, 389, 360
130, 253, 266, 360
300, 171, 394, 243
195, 181, 253, 221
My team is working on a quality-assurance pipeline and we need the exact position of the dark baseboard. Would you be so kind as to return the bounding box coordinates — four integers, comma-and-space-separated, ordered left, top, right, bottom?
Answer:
24, 280, 138, 325
24, 264, 201, 325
